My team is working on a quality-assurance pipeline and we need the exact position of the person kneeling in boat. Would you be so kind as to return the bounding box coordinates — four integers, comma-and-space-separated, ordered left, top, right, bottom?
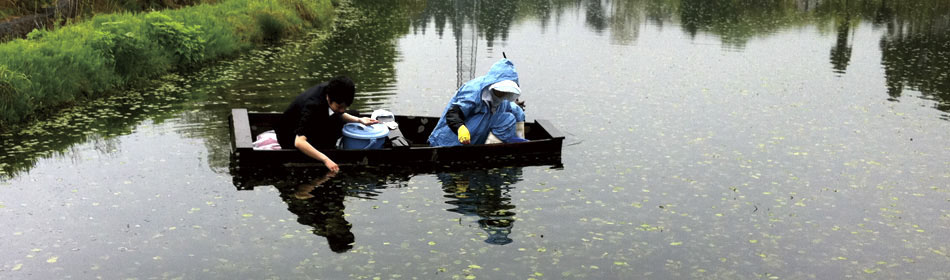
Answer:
276, 76, 378, 172
428, 59, 527, 147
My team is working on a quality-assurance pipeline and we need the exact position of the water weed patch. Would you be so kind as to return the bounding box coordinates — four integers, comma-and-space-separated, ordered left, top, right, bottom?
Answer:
0, 0, 333, 128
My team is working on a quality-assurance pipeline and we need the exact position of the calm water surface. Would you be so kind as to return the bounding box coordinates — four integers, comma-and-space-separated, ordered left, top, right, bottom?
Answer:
2, 0, 950, 279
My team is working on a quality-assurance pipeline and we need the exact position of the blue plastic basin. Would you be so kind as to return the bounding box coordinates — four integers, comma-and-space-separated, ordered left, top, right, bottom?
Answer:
341, 123, 389, 150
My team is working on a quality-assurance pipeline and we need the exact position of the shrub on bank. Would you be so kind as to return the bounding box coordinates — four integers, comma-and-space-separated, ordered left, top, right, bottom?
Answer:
0, 0, 333, 128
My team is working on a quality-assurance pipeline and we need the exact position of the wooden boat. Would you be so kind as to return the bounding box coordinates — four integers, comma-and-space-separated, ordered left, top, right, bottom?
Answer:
229, 108, 564, 171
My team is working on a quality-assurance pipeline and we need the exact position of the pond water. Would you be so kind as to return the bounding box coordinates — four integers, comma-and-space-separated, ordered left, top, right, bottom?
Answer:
2, 0, 950, 279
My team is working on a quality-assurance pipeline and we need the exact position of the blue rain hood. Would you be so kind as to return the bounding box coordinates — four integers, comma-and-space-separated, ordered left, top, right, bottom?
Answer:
428, 59, 525, 147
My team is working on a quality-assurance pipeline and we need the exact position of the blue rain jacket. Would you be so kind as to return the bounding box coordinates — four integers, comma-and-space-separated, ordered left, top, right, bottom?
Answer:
428, 59, 526, 147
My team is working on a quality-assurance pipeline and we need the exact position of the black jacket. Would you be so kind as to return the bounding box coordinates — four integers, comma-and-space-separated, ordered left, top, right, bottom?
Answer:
276, 83, 346, 150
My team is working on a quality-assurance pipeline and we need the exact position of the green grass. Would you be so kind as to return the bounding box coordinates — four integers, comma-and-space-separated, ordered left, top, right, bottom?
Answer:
0, 0, 333, 128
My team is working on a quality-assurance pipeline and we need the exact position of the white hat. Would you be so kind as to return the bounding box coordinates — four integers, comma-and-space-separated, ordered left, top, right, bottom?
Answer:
488, 80, 521, 95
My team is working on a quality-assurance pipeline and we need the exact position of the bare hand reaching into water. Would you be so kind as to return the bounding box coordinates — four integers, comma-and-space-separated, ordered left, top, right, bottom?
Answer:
324, 158, 339, 172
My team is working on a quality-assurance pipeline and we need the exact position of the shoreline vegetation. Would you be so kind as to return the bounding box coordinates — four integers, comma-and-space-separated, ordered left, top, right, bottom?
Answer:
0, 0, 335, 130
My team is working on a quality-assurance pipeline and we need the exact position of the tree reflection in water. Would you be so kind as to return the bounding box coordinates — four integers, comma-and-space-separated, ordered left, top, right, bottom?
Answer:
830, 19, 852, 74
437, 167, 523, 245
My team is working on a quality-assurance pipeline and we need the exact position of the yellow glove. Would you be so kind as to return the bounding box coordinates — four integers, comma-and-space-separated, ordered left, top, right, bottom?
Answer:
457, 125, 471, 144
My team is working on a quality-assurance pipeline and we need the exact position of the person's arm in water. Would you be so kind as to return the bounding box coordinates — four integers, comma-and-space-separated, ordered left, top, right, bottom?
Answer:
295, 113, 377, 172
342, 112, 380, 126
294, 106, 343, 172
444, 105, 470, 144
295, 135, 339, 172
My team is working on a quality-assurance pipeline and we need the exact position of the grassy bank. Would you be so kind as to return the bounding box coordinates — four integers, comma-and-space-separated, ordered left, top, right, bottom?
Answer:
0, 0, 333, 128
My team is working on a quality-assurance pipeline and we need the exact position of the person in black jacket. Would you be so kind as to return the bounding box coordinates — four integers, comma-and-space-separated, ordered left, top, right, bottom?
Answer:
275, 76, 378, 172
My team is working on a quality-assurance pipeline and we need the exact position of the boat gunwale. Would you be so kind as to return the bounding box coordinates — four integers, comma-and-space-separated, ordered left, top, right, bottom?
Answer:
229, 108, 564, 169
230, 108, 564, 152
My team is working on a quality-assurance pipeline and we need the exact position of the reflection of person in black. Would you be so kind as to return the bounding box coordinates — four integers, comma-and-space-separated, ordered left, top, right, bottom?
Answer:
277, 171, 355, 253
437, 167, 523, 245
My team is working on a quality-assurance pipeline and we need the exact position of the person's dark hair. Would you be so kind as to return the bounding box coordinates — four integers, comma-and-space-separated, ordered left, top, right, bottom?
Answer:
325, 76, 355, 106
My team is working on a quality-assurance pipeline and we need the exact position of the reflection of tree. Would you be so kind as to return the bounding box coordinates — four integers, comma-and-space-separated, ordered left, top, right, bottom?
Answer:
880, 31, 950, 111
874, 0, 950, 108
829, 19, 852, 74
585, 0, 646, 44
414, 0, 654, 53
412, 0, 518, 48
306, 0, 422, 108
474, 1, 517, 48
681, 0, 808, 49
679, 0, 712, 39
872, 0, 893, 26
586, 0, 608, 32
437, 167, 523, 245
514, 0, 555, 31
678, 0, 950, 114
276, 171, 355, 253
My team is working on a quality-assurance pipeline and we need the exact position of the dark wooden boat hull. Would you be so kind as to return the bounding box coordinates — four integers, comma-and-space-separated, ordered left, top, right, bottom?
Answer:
229, 109, 564, 171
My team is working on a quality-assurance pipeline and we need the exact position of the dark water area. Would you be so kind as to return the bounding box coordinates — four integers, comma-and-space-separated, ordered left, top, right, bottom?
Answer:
2, 0, 950, 279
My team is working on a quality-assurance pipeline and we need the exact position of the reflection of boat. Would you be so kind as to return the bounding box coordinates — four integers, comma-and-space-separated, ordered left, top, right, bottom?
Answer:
229, 108, 564, 170
230, 158, 557, 192
239, 165, 536, 251
236, 167, 410, 253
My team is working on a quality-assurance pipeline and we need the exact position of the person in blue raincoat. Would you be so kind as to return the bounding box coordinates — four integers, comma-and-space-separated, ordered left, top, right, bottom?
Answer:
428, 59, 527, 147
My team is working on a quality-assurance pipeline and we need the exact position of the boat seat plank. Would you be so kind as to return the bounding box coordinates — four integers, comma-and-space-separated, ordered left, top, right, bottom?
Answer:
231, 108, 253, 149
